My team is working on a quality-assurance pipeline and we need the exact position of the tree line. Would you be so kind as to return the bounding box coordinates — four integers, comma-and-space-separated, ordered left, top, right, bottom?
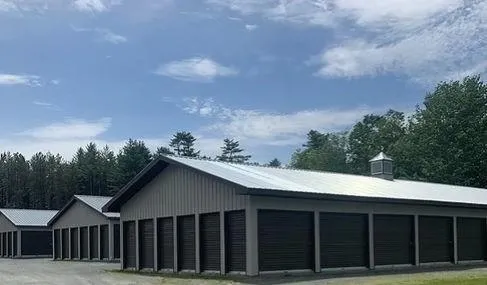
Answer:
1, 75, 486, 210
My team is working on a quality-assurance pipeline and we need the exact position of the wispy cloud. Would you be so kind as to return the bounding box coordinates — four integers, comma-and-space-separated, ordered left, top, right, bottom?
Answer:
245, 24, 258, 31
18, 117, 112, 140
208, 0, 487, 83
72, 0, 120, 13
50, 79, 60, 85
71, 26, 127, 44
0, 74, 41, 87
32, 101, 53, 107
179, 97, 377, 146
154, 57, 238, 82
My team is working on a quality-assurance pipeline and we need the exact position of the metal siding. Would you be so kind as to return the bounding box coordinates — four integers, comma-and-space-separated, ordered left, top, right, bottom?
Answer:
200, 212, 220, 272
374, 215, 415, 266
53, 200, 110, 229
71, 228, 79, 259
80, 227, 89, 259
320, 212, 369, 268
157, 217, 174, 270
120, 165, 246, 221
225, 210, 246, 272
100, 225, 109, 260
124, 221, 136, 268
114, 224, 120, 259
89, 226, 99, 259
419, 216, 454, 263
54, 229, 61, 259
0, 214, 16, 232
457, 217, 486, 261
139, 219, 154, 269
258, 210, 314, 272
178, 215, 196, 271
62, 229, 69, 259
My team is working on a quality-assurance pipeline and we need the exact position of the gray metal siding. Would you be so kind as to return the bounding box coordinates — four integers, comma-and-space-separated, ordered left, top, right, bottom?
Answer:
120, 165, 247, 221
52, 200, 110, 229
0, 214, 17, 232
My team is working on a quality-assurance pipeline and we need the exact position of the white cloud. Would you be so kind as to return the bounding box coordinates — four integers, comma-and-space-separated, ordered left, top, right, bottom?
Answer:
245, 24, 258, 31
208, 0, 487, 83
32, 101, 53, 107
180, 97, 377, 146
18, 117, 112, 140
50, 79, 60, 85
0, 74, 41, 87
95, 28, 127, 44
73, 0, 116, 13
155, 57, 238, 82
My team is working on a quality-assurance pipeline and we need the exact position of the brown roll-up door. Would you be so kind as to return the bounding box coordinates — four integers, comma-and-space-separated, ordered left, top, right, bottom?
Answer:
123, 221, 136, 269
89, 226, 99, 260
139, 219, 154, 269
100, 225, 109, 260
419, 216, 453, 263
61, 229, 69, 259
70, 228, 79, 259
200, 212, 220, 272
157, 217, 174, 270
177, 215, 195, 271
114, 224, 120, 259
54, 229, 61, 259
80, 227, 89, 259
225, 210, 246, 273
258, 210, 314, 272
374, 215, 415, 266
457, 217, 487, 261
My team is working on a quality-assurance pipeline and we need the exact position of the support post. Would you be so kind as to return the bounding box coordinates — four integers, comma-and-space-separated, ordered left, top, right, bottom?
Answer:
135, 220, 140, 270
78, 227, 81, 260
154, 218, 158, 272
246, 197, 258, 276
120, 223, 124, 269
453, 216, 458, 264
220, 210, 226, 275
314, 211, 320, 273
68, 228, 71, 259
368, 213, 374, 269
108, 222, 114, 261
195, 213, 200, 273
52, 230, 55, 260
17, 231, 21, 257
414, 215, 420, 266
173, 216, 178, 272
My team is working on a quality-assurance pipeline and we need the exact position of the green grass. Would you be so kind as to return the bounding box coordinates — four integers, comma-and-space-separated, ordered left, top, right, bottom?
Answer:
408, 277, 487, 285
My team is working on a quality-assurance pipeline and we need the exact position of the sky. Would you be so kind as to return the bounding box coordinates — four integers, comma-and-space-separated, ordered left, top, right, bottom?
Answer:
1, 0, 486, 164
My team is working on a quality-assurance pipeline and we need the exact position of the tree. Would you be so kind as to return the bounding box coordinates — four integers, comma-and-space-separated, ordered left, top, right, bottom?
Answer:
290, 131, 349, 173
347, 110, 406, 175
154, 146, 174, 157
117, 139, 153, 187
396, 75, 487, 187
268, 158, 282, 167
169, 131, 200, 157
217, 138, 251, 163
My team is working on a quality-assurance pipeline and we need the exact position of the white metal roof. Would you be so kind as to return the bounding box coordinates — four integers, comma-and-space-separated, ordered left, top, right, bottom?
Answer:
0, 209, 58, 227
369, 152, 393, 161
168, 156, 487, 206
75, 195, 120, 218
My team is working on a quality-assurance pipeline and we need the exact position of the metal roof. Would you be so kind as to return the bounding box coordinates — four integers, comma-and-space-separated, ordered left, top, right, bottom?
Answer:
104, 155, 487, 212
75, 195, 120, 218
0, 209, 58, 227
369, 152, 393, 162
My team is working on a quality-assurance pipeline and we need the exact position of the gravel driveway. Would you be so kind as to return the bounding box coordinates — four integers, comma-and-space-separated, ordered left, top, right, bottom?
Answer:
1, 259, 487, 285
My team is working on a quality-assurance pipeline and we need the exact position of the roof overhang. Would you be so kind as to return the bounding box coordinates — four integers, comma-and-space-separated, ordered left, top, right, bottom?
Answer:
243, 188, 487, 210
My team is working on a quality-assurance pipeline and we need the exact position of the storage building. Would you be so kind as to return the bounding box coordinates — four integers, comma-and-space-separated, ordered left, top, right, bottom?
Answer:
0, 209, 57, 258
48, 195, 120, 261
103, 153, 487, 275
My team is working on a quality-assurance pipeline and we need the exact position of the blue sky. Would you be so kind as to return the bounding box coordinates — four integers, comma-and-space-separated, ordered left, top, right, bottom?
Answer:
0, 0, 485, 163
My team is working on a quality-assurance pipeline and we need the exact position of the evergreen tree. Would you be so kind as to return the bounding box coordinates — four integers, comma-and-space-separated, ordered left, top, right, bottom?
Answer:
268, 158, 282, 167
217, 138, 251, 163
154, 146, 174, 157
117, 139, 153, 187
169, 131, 200, 157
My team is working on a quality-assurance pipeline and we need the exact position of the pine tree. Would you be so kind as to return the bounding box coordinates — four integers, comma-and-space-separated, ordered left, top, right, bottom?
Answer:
154, 146, 174, 157
117, 139, 153, 187
217, 138, 251, 163
169, 131, 200, 157
268, 158, 281, 167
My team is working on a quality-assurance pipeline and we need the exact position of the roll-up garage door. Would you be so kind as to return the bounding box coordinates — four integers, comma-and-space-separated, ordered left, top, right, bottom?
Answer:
54, 229, 61, 259
139, 219, 154, 269
419, 216, 453, 263
157, 217, 173, 270
123, 221, 136, 269
12, 232, 17, 257
61, 229, 69, 259
2, 233, 7, 256
100, 225, 109, 260
457, 217, 486, 261
177, 215, 195, 271
374, 215, 414, 266
71, 228, 79, 259
320, 213, 368, 268
258, 210, 314, 272
200, 213, 220, 272
225, 210, 246, 273
114, 224, 120, 259
80, 227, 89, 259
90, 226, 99, 260
21, 231, 52, 256
0, 233, 4, 257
